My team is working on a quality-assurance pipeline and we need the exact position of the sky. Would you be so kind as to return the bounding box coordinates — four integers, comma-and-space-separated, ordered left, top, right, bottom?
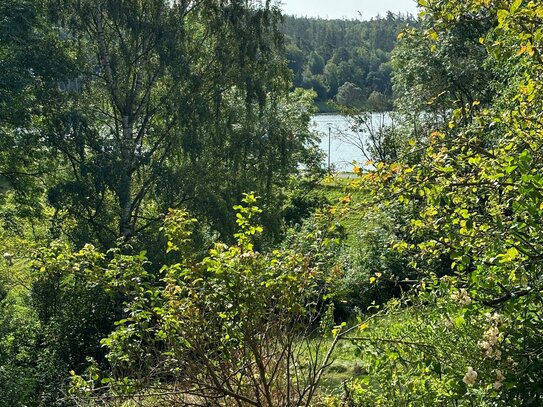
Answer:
279, 0, 419, 20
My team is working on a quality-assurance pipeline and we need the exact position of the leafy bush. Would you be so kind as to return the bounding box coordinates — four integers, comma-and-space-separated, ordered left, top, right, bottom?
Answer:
342, 0, 543, 404
322, 277, 522, 406
338, 205, 414, 311
347, 283, 508, 406
29, 242, 120, 405
0, 288, 39, 407
67, 195, 343, 406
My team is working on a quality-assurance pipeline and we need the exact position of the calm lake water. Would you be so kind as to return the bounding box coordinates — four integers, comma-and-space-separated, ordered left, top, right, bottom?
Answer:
312, 113, 391, 172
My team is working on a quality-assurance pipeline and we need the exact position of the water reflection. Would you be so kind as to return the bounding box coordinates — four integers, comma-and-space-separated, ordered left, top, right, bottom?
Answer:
312, 113, 391, 172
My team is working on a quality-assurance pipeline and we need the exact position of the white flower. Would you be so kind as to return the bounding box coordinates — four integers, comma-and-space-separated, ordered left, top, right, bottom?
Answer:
485, 326, 500, 345
3, 252, 13, 266
507, 356, 519, 370
479, 340, 490, 351
463, 367, 478, 385
493, 369, 505, 389
480, 321, 503, 359
490, 312, 501, 325
451, 288, 471, 305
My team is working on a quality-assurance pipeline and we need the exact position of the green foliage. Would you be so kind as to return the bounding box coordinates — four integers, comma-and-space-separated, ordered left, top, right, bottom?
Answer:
67, 197, 342, 406
0, 0, 73, 215
340, 282, 511, 406
51, 0, 228, 239
233, 193, 264, 251
0, 207, 60, 406
391, 2, 495, 143
0, 0, 71, 127
351, 0, 543, 404
30, 241, 119, 405
12, 0, 543, 405
338, 204, 415, 311
282, 204, 346, 278
281, 14, 415, 106
336, 82, 365, 108
0, 3, 330, 404
0, 0, 318, 250
281, 173, 329, 227
0, 286, 39, 407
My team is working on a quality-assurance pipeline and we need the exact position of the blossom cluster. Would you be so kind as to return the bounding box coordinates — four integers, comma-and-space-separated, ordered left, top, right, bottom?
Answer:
451, 288, 471, 306
493, 369, 505, 390
463, 367, 477, 385
479, 312, 502, 360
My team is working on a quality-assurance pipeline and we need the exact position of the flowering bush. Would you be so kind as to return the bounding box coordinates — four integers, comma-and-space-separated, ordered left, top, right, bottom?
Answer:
339, 0, 543, 404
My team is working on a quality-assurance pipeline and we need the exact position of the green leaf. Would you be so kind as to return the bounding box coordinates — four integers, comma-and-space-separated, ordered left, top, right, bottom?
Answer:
454, 315, 465, 328
510, 0, 522, 13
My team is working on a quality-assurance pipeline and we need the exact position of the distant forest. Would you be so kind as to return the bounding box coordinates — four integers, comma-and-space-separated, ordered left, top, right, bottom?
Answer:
281, 13, 416, 109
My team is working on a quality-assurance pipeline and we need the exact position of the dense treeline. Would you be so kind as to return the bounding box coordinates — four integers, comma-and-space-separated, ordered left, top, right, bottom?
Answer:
280, 13, 416, 108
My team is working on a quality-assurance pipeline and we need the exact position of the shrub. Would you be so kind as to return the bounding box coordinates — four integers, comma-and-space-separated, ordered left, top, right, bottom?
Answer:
68, 195, 344, 406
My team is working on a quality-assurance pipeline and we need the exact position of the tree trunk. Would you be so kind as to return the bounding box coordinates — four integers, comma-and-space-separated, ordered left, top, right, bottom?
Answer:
96, 4, 134, 240
119, 115, 134, 239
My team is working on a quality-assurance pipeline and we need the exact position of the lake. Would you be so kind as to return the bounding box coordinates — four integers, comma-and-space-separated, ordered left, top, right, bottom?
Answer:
312, 113, 391, 172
